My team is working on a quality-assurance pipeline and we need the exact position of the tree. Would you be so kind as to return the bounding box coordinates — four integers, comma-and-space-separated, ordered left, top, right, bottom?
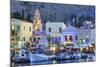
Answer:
22, 9, 25, 20
27, 13, 31, 21
11, 12, 22, 19
47, 35, 51, 50
70, 14, 78, 27
78, 15, 86, 27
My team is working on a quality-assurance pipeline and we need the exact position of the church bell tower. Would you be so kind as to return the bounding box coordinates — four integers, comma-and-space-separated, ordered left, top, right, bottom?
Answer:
33, 8, 42, 32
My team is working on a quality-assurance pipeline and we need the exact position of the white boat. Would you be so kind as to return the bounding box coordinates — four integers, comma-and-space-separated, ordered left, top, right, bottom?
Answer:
13, 49, 29, 62
87, 53, 94, 58
57, 52, 70, 60
73, 52, 82, 59
29, 52, 56, 62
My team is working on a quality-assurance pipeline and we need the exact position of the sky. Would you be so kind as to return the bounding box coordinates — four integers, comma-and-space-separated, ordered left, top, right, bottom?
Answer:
10, 0, 95, 24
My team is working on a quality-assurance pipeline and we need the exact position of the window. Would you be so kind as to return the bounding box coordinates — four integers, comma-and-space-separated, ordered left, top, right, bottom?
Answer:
75, 35, 78, 40
65, 36, 67, 41
17, 25, 20, 31
24, 26, 25, 31
59, 27, 62, 33
11, 30, 15, 36
34, 38, 36, 42
69, 35, 72, 41
29, 27, 31, 32
11, 25, 15, 36
48, 27, 51, 32
23, 37, 25, 41
38, 37, 40, 40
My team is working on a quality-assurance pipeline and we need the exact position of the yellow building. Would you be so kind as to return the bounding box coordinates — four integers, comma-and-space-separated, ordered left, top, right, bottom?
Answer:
21, 20, 33, 43
11, 18, 33, 48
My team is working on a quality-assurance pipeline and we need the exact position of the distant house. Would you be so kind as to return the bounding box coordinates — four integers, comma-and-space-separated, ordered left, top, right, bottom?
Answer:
46, 22, 66, 44
81, 21, 95, 29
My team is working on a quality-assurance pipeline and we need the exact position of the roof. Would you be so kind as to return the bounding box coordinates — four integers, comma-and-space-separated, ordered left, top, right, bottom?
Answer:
63, 26, 78, 32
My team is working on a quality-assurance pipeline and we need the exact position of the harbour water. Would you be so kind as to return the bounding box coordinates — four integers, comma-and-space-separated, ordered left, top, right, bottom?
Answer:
14, 57, 95, 67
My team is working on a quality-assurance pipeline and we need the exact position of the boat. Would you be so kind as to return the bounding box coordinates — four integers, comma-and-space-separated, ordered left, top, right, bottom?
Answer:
13, 49, 29, 63
73, 52, 82, 59
87, 53, 94, 58
29, 51, 56, 62
56, 52, 70, 60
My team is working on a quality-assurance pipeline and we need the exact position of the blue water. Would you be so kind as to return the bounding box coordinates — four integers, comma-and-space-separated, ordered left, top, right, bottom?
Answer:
14, 57, 95, 67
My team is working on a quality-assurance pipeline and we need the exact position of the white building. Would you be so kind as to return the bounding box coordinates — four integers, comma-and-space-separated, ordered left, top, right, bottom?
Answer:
46, 22, 66, 44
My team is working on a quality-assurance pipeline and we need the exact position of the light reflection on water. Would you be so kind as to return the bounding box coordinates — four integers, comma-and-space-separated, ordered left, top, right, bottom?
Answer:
15, 58, 95, 66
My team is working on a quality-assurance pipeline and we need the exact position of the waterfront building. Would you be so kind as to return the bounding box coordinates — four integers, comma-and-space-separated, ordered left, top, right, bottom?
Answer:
61, 25, 95, 46
46, 22, 66, 44
11, 18, 33, 48
11, 18, 22, 48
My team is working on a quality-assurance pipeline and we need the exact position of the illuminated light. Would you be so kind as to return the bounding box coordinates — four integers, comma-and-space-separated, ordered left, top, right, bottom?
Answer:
18, 41, 21, 45
50, 47, 56, 54
66, 40, 71, 42
83, 39, 85, 43
50, 47, 56, 51
53, 60, 57, 64
12, 25, 15, 30
86, 47, 88, 51
86, 58, 89, 62
80, 48, 83, 52
89, 44, 92, 47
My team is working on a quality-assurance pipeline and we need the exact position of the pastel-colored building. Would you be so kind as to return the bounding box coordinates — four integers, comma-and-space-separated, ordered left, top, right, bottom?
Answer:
46, 22, 66, 44
61, 25, 95, 46
11, 18, 22, 47
21, 20, 33, 42
11, 18, 33, 48
61, 26, 79, 45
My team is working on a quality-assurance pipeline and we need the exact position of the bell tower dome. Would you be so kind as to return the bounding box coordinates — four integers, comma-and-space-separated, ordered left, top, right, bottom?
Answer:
33, 8, 42, 31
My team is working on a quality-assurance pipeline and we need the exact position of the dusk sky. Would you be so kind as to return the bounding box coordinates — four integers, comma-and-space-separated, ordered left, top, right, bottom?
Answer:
11, 1, 95, 24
